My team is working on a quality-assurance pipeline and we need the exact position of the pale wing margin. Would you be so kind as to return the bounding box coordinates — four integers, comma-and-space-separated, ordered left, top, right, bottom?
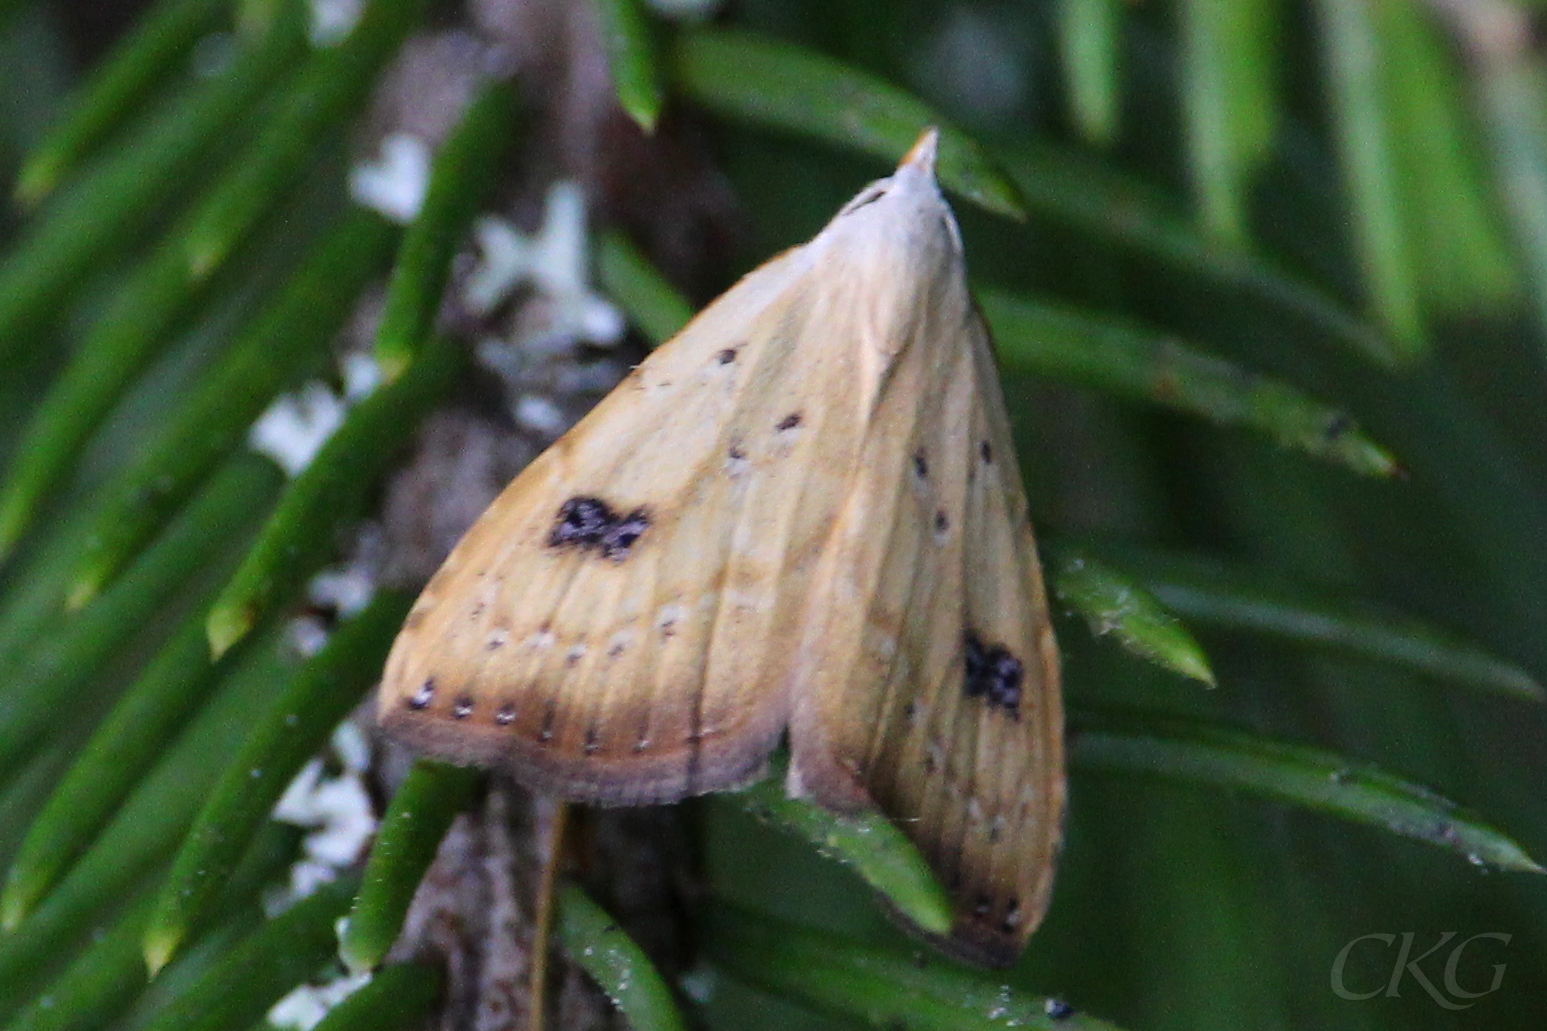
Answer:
380, 242, 872, 804
788, 300, 1063, 967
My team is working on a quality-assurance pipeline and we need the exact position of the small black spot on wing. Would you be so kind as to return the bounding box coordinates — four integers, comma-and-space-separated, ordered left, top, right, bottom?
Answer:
726, 440, 750, 477
963, 631, 1023, 716
453, 696, 475, 719
548, 497, 651, 561
716, 348, 737, 365
913, 448, 928, 478
776, 412, 802, 431
407, 678, 436, 710
979, 440, 993, 464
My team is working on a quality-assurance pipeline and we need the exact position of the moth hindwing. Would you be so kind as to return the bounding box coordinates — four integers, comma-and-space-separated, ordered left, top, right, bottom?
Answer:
379, 130, 1065, 967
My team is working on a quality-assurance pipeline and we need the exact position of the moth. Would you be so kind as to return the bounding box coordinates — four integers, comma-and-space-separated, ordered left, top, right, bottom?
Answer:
379, 130, 1065, 967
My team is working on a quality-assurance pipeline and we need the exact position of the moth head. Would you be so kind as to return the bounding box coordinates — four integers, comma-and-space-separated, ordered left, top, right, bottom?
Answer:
895, 127, 965, 255
841, 128, 944, 208
898, 126, 940, 182
828, 128, 963, 277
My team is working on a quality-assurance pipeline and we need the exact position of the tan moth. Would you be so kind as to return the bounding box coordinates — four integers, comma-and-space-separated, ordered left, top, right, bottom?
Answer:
379, 130, 1065, 966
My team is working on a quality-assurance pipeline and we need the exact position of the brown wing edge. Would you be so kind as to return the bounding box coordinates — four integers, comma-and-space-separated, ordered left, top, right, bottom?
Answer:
379, 703, 783, 807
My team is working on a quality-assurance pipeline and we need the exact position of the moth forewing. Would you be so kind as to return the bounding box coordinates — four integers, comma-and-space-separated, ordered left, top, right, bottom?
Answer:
379, 221, 871, 803
378, 129, 1065, 967
783, 199, 1063, 965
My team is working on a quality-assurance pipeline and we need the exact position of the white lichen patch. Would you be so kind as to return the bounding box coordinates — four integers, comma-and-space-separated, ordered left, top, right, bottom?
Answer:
248, 382, 349, 477
512, 393, 566, 436
286, 525, 384, 657
287, 614, 331, 658
331, 719, 372, 774
462, 182, 624, 350
308, 563, 377, 619
458, 181, 630, 445
349, 132, 432, 224
462, 217, 532, 316
340, 351, 382, 402
268, 970, 373, 1030
266, 731, 378, 915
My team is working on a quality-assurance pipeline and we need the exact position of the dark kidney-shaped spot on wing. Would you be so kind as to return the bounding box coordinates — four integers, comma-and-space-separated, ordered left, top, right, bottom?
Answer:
963, 631, 1022, 716
548, 497, 651, 561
